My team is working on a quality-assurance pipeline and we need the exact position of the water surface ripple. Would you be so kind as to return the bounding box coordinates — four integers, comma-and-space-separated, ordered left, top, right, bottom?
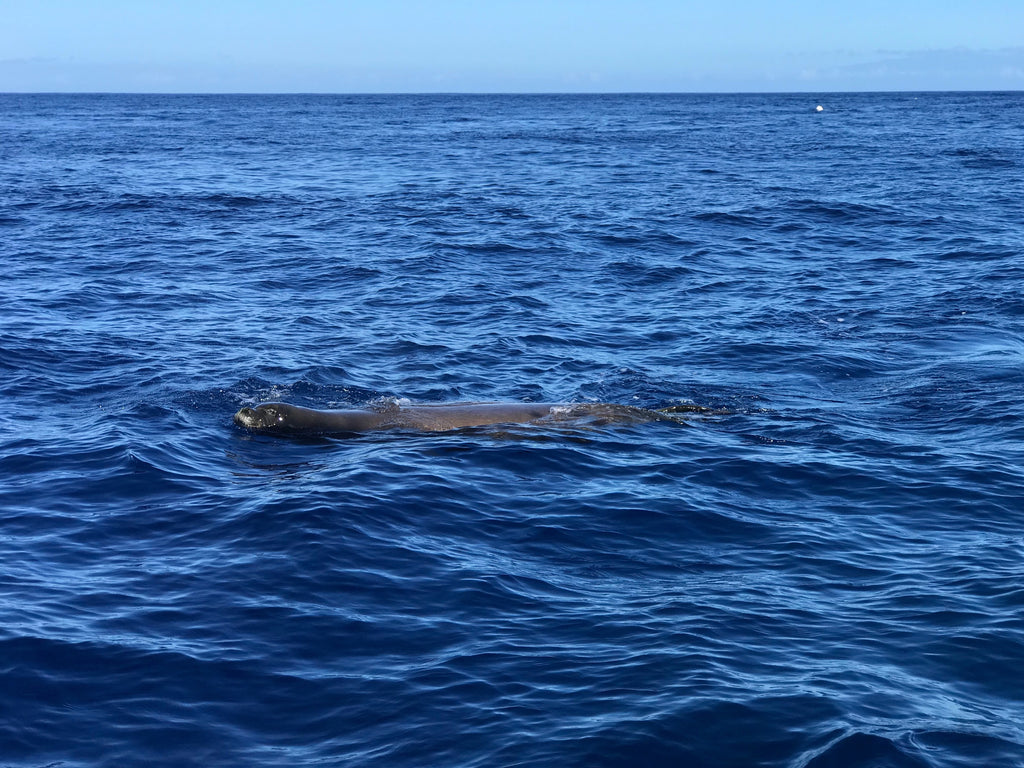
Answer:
1, 92, 1023, 767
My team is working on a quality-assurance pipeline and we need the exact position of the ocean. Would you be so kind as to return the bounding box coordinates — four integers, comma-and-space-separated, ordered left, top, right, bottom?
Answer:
1, 92, 1022, 767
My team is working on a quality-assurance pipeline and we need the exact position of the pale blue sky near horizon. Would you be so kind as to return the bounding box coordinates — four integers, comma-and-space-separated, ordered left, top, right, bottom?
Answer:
2, 0, 1023, 93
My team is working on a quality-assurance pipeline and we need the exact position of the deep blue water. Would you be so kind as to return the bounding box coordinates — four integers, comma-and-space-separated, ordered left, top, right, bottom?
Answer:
2, 92, 1023, 767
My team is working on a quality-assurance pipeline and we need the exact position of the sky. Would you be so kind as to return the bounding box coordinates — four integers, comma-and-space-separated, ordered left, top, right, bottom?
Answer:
2, 0, 1023, 93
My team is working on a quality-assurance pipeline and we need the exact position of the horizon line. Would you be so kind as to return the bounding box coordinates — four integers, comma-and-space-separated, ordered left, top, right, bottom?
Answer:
2, 88, 1022, 96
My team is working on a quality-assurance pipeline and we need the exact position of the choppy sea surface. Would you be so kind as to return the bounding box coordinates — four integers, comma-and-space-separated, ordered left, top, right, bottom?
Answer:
2, 92, 1023, 767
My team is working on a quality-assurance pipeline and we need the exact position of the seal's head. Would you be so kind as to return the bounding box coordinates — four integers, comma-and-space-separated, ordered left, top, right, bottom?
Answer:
234, 403, 288, 431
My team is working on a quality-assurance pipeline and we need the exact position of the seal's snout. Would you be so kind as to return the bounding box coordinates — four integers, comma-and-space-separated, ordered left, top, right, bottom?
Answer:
234, 406, 257, 428
234, 403, 286, 431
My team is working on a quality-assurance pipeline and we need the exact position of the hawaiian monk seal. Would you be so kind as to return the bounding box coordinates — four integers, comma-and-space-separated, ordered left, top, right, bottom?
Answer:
233, 401, 708, 436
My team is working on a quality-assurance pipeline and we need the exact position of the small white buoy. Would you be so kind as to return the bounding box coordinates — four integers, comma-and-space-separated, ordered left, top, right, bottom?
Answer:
816, 105, 824, 112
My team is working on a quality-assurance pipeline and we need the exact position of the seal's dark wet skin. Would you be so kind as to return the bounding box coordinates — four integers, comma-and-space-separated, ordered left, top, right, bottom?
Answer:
232, 401, 703, 436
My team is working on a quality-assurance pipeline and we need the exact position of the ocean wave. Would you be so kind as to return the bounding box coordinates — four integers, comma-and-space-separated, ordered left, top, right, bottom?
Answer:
2, 92, 1023, 767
